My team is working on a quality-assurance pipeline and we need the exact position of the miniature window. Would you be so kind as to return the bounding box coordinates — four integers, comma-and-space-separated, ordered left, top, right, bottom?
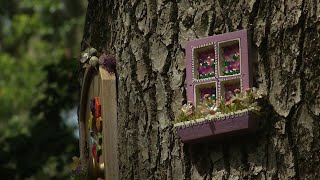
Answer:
186, 30, 251, 107
220, 79, 241, 101
218, 39, 241, 76
193, 44, 216, 80
194, 82, 217, 105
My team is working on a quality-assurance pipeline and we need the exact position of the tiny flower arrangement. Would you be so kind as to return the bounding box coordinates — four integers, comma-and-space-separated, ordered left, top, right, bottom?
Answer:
175, 87, 266, 124
70, 156, 87, 180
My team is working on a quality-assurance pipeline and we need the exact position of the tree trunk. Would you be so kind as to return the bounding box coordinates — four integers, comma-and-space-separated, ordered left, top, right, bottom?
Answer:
81, 0, 320, 179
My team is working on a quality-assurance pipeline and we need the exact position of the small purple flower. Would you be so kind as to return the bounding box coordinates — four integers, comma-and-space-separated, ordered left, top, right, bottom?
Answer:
99, 53, 116, 74
90, 98, 95, 113
74, 165, 82, 174
198, 67, 205, 75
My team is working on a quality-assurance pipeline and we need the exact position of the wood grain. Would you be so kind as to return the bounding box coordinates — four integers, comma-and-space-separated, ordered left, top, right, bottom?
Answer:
100, 67, 119, 180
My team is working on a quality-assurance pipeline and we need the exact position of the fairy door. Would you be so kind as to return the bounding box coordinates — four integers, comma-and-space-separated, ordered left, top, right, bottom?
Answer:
79, 67, 119, 179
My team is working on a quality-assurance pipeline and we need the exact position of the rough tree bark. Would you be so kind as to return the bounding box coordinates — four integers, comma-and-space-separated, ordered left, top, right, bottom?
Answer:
81, 0, 320, 179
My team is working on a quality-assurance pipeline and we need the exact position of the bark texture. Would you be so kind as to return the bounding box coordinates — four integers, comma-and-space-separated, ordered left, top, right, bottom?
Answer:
81, 0, 320, 179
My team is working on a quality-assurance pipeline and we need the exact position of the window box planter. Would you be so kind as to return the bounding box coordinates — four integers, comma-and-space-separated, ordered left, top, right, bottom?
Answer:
175, 108, 260, 143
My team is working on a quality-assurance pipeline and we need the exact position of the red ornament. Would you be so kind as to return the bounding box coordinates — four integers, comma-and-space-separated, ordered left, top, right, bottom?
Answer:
92, 143, 97, 160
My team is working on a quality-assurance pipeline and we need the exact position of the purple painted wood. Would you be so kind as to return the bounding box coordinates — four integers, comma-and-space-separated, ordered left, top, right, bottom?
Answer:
176, 112, 259, 143
186, 30, 251, 105
179, 29, 257, 143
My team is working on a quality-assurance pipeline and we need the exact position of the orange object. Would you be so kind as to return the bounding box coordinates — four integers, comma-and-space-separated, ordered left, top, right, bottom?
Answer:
95, 97, 101, 118
96, 117, 102, 132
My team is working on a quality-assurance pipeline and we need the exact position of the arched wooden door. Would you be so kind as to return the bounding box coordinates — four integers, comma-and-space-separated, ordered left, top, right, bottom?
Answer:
79, 67, 119, 180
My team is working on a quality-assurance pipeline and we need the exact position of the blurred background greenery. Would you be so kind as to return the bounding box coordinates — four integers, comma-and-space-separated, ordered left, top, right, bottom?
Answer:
0, 0, 86, 179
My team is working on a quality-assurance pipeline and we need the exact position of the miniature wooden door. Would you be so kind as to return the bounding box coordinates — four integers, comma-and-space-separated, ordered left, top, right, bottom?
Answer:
186, 30, 251, 106
79, 67, 119, 179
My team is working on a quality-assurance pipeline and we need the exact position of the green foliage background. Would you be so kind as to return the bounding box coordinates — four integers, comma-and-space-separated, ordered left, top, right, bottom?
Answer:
0, 0, 86, 179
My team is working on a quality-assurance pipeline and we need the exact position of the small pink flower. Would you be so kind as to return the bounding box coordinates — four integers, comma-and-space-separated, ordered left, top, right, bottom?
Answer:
245, 88, 251, 92
181, 102, 195, 116
234, 89, 241, 94
203, 94, 211, 99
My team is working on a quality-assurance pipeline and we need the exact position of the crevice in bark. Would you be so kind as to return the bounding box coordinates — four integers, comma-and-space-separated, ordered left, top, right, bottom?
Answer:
167, 133, 175, 179
286, 0, 307, 180
247, 0, 261, 76
237, 12, 243, 30
261, 102, 279, 179
145, 0, 158, 39
138, 7, 160, 177
154, 127, 162, 179
273, 117, 281, 180
208, 1, 216, 36
222, 142, 230, 179
225, 2, 235, 32
206, 144, 214, 180
248, 0, 261, 29
132, 0, 142, 9
240, 144, 249, 179
264, 130, 270, 179
283, 0, 288, 22
166, 1, 180, 179
161, 0, 179, 121
130, 1, 145, 36
141, 36, 159, 178
283, 2, 307, 179
179, 45, 187, 104
258, 0, 272, 99
216, 0, 233, 32
285, 101, 303, 180
296, 0, 307, 101
127, 43, 147, 179
126, 3, 150, 136
184, 144, 192, 180
161, 49, 174, 177
118, 4, 152, 177
117, 49, 132, 179
127, 32, 149, 135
